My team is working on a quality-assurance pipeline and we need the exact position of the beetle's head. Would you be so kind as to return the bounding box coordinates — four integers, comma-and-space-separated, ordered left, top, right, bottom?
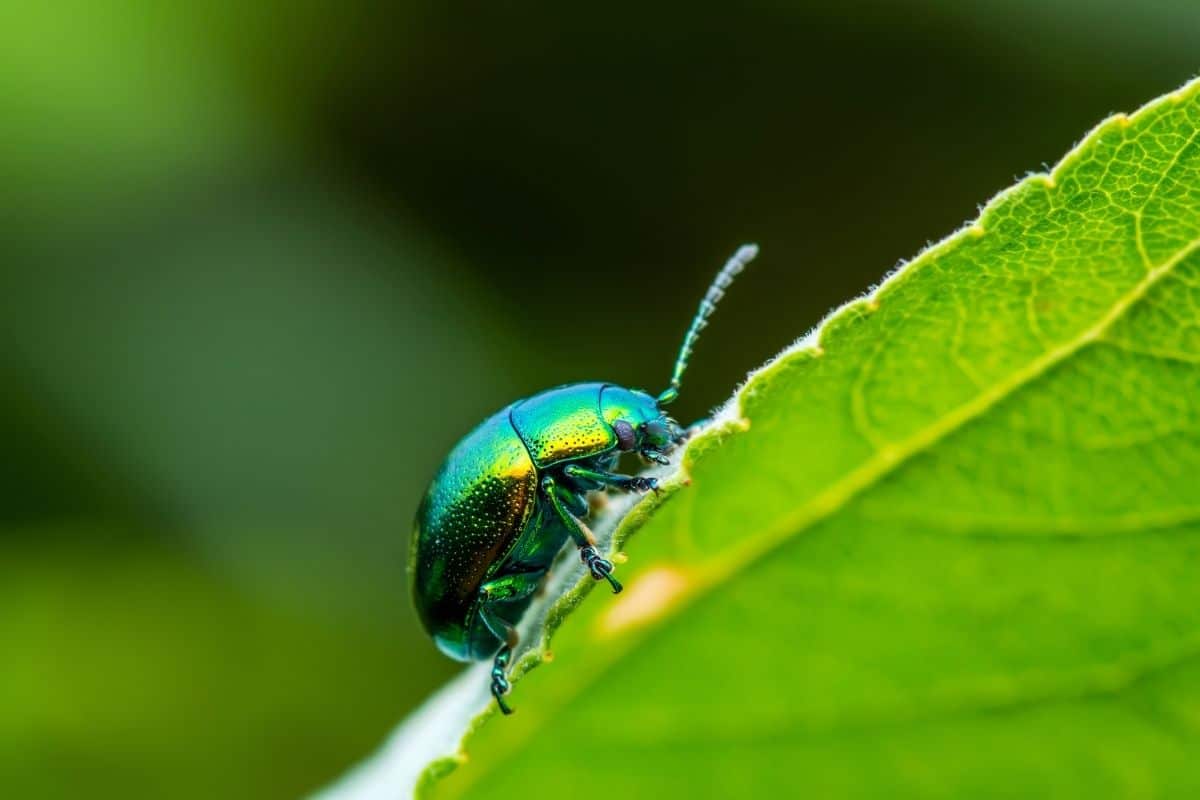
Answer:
600, 385, 683, 464
639, 415, 682, 449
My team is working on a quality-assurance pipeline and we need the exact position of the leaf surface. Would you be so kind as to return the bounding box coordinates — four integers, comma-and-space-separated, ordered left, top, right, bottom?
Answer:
409, 78, 1200, 799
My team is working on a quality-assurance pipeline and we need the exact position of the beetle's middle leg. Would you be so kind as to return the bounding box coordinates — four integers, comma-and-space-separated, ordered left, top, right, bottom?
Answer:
542, 476, 623, 594
563, 463, 658, 494
478, 571, 543, 715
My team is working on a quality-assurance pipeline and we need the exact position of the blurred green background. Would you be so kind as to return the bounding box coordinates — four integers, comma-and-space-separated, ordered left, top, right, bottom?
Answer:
1, 2, 1195, 797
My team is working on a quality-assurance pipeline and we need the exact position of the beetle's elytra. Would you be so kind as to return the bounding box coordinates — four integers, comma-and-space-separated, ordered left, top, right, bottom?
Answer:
410, 244, 758, 714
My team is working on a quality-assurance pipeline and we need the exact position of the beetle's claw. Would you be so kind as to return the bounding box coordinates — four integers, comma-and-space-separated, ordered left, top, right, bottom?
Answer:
638, 448, 662, 466
580, 546, 623, 594
600, 568, 623, 594
630, 476, 658, 493
492, 684, 514, 715
491, 666, 513, 714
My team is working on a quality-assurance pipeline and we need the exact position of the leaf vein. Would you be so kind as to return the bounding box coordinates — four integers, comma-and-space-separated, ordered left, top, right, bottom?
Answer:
706, 231, 1200, 589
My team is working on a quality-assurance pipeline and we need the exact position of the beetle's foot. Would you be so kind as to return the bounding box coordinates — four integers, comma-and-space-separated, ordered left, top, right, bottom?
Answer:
491, 682, 513, 715
491, 665, 513, 715
628, 476, 658, 493
641, 449, 671, 466
580, 546, 623, 593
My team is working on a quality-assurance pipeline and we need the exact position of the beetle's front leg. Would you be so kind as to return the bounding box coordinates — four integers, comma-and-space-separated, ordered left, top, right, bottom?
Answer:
541, 477, 623, 594
640, 448, 672, 466
478, 571, 543, 715
563, 463, 658, 494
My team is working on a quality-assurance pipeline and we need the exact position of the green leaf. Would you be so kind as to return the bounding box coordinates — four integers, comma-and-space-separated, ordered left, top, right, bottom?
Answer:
330, 76, 1200, 798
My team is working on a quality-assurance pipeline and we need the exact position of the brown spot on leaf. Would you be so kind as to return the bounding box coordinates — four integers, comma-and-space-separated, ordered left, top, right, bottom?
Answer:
598, 566, 691, 637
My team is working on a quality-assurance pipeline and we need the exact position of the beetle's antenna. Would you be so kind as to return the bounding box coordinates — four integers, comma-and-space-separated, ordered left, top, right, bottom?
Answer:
657, 243, 758, 405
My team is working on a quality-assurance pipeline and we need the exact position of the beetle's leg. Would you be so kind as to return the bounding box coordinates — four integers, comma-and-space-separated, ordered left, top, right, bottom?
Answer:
553, 482, 589, 517
579, 544, 621, 593
640, 448, 671, 466
477, 572, 543, 716
480, 606, 516, 716
489, 645, 514, 715
542, 477, 596, 550
541, 477, 623, 594
563, 463, 658, 494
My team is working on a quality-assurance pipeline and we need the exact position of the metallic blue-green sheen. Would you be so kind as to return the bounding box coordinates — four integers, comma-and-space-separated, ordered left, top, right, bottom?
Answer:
409, 382, 667, 662
410, 245, 754, 717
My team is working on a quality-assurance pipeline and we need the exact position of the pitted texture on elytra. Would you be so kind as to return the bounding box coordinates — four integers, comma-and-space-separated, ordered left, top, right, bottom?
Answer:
422, 80, 1200, 799
511, 383, 616, 468
410, 405, 537, 655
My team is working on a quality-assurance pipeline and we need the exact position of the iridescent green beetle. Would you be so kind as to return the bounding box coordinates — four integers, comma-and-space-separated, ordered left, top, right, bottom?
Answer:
410, 245, 757, 714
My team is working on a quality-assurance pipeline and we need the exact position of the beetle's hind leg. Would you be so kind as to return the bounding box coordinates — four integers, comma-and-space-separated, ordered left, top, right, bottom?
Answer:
489, 644, 514, 715
541, 476, 623, 594
478, 571, 543, 715
579, 545, 620, 591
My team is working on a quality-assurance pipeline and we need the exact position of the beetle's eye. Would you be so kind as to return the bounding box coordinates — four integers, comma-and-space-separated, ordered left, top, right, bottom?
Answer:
613, 419, 637, 451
